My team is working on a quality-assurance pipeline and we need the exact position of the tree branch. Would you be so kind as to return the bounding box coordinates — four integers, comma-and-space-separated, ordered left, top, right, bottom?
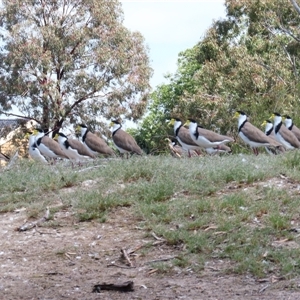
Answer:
290, 0, 300, 15
0, 110, 40, 124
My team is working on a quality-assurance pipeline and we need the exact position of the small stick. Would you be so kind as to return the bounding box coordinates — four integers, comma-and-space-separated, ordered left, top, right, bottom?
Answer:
128, 244, 144, 255
121, 248, 134, 267
17, 207, 50, 232
151, 232, 165, 241
259, 284, 269, 293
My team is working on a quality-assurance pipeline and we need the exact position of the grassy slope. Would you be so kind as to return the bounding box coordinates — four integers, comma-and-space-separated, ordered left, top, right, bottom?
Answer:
1, 152, 300, 278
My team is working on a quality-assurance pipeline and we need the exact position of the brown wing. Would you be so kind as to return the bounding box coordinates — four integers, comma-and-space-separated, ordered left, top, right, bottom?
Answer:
197, 127, 234, 143
280, 126, 300, 148
113, 130, 143, 155
242, 122, 274, 145
41, 136, 69, 158
85, 132, 115, 156
68, 138, 95, 158
291, 125, 300, 141
177, 127, 199, 146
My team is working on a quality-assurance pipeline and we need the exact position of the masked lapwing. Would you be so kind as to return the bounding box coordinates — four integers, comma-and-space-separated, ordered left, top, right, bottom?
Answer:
270, 113, 300, 150
110, 120, 143, 157
0, 152, 9, 162
184, 119, 234, 150
233, 111, 277, 155
54, 132, 95, 165
33, 128, 69, 160
26, 132, 48, 164
205, 144, 232, 155
261, 120, 285, 155
283, 115, 300, 142
76, 124, 115, 157
168, 118, 202, 157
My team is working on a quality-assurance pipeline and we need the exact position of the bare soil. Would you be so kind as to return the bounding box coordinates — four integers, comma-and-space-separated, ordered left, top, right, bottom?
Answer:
1, 205, 300, 300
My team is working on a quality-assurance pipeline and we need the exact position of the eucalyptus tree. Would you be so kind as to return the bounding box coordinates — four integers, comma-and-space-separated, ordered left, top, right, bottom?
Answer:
0, 0, 152, 133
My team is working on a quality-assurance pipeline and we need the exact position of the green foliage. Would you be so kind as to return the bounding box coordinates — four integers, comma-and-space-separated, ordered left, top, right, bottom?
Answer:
137, 0, 300, 153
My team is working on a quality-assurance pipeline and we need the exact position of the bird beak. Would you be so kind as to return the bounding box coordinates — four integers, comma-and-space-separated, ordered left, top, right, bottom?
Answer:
270, 114, 275, 120
75, 125, 81, 134
261, 121, 266, 127
183, 120, 189, 127
168, 119, 174, 126
233, 112, 239, 119
53, 134, 58, 140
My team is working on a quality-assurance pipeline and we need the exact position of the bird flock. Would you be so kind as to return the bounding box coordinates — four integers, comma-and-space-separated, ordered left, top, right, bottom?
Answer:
0, 111, 297, 165
169, 111, 300, 157
24, 120, 143, 166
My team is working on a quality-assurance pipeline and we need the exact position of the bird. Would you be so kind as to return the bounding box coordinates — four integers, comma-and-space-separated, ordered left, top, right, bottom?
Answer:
166, 138, 198, 158
261, 120, 285, 155
76, 124, 115, 157
33, 128, 69, 160
0, 152, 9, 162
184, 119, 234, 150
54, 132, 95, 165
110, 120, 143, 157
205, 144, 232, 155
233, 111, 278, 155
270, 112, 300, 150
168, 118, 202, 157
283, 115, 300, 142
25, 132, 48, 164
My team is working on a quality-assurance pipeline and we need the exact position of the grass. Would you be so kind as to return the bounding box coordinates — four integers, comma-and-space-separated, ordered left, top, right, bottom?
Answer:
2, 151, 300, 278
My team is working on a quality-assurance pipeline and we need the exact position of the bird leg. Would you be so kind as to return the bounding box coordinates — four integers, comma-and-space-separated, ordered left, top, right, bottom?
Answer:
252, 148, 259, 156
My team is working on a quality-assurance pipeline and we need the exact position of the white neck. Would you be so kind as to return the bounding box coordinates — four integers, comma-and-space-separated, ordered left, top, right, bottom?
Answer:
273, 115, 282, 127
284, 118, 292, 129
188, 122, 197, 135
173, 120, 182, 133
238, 114, 247, 129
265, 122, 273, 134
29, 135, 36, 146
35, 131, 44, 139
80, 127, 87, 137
111, 123, 121, 133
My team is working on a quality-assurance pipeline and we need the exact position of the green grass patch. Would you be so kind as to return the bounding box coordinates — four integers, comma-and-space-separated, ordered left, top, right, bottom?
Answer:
2, 154, 300, 278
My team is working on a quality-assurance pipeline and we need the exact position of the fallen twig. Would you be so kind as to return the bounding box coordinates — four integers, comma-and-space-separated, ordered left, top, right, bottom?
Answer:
121, 248, 134, 267
128, 244, 145, 255
151, 232, 166, 241
259, 284, 269, 293
147, 269, 158, 275
17, 207, 50, 231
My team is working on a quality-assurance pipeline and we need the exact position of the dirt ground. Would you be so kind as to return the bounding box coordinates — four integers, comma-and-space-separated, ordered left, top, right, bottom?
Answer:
1, 204, 300, 300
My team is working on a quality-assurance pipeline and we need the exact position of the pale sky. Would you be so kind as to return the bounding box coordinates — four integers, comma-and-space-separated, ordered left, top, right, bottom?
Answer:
120, 0, 226, 89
